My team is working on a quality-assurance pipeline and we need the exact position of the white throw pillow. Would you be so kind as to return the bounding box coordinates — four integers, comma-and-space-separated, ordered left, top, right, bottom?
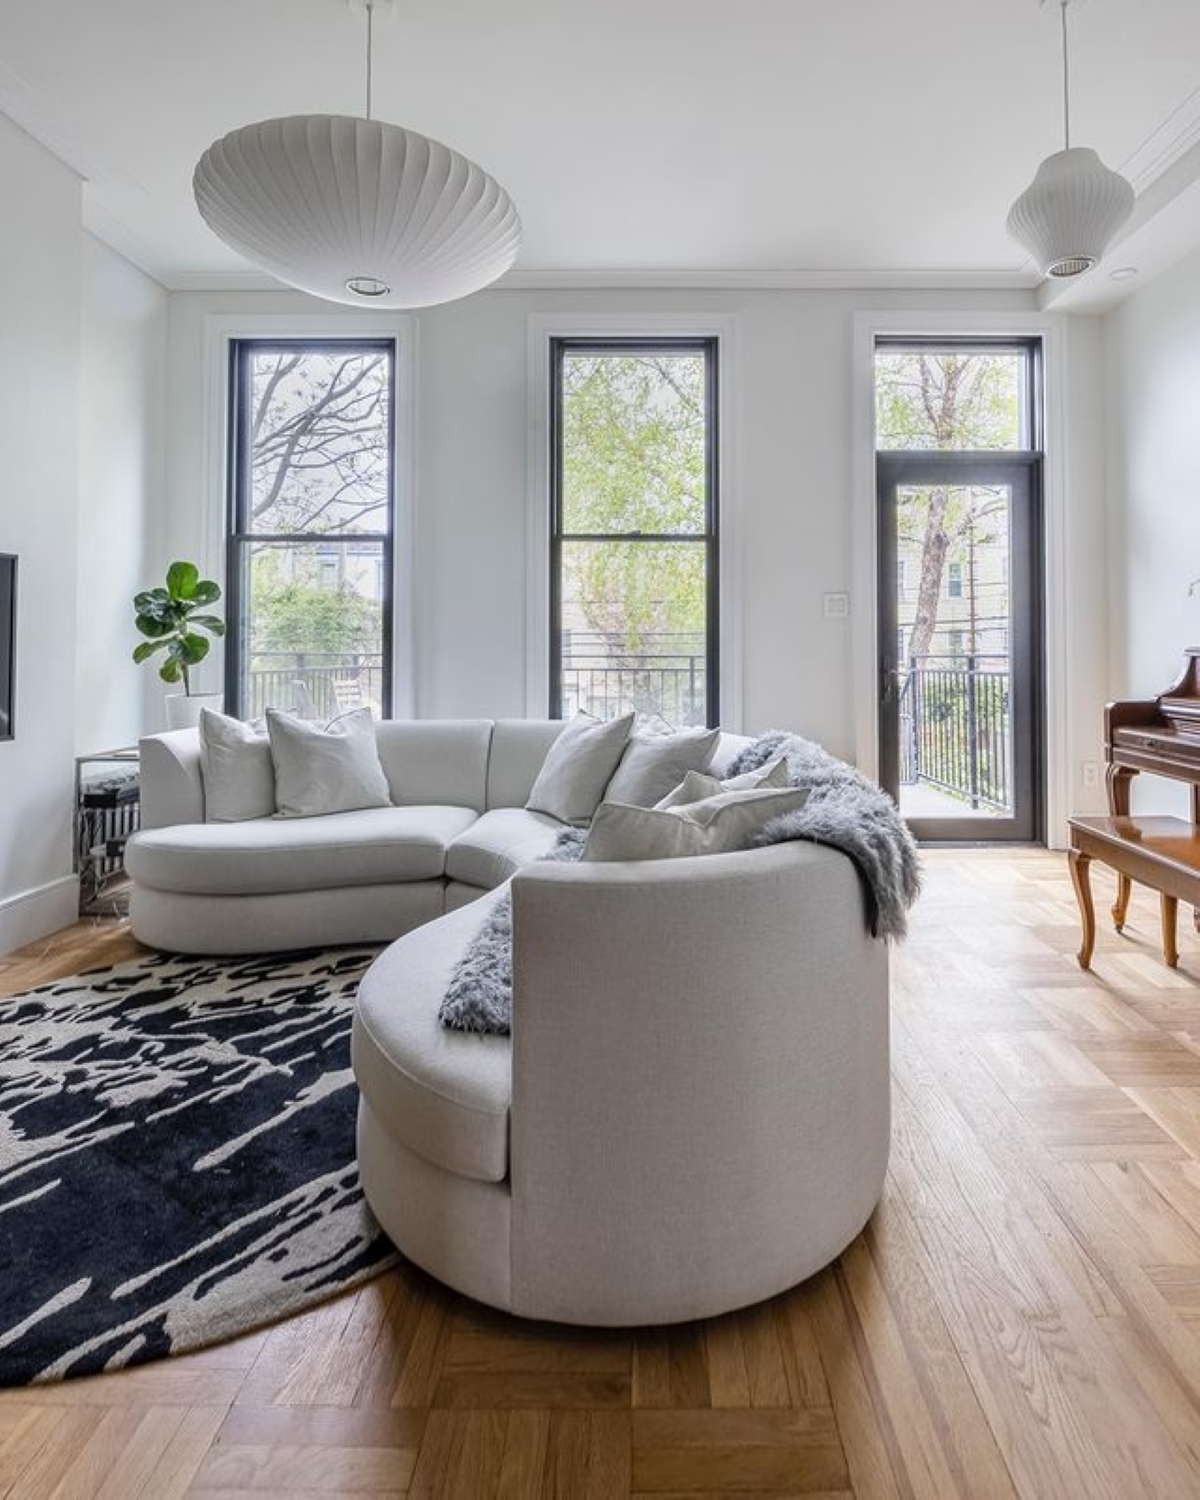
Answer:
199, 708, 275, 823
267, 707, 392, 819
655, 755, 791, 810
525, 711, 636, 825
604, 726, 721, 808
583, 784, 809, 863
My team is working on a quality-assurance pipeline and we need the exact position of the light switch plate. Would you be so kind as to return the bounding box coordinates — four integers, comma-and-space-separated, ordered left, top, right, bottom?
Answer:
823, 592, 850, 619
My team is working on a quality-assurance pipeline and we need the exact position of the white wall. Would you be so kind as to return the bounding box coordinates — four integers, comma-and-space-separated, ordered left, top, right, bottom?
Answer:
167, 284, 1065, 764
1105, 243, 1200, 816
1062, 314, 1112, 821
0, 116, 82, 949
77, 234, 168, 753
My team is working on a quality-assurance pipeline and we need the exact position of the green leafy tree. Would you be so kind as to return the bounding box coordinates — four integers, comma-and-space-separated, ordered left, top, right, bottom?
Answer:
877, 353, 1017, 660
561, 354, 707, 652
248, 550, 380, 660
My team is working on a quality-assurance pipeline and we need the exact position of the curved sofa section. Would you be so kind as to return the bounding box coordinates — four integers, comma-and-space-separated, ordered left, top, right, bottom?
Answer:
126, 718, 570, 954
355, 840, 890, 1327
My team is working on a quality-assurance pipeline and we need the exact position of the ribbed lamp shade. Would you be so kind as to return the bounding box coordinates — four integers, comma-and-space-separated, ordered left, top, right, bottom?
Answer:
193, 115, 521, 308
1006, 146, 1135, 278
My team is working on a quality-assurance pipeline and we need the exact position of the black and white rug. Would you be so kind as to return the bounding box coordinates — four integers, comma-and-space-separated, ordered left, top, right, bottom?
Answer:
0, 946, 397, 1385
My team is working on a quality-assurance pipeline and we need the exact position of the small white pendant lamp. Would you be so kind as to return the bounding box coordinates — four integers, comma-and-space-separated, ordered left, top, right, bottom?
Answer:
193, 0, 521, 308
1006, 0, 1134, 279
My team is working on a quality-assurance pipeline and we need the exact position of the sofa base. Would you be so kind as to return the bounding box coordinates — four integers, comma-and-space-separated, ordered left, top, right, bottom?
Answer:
357, 1097, 513, 1312
130, 881, 453, 955
358, 1086, 885, 1327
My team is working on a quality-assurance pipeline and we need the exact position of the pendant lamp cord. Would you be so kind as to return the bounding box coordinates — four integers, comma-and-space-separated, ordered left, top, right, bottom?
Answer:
1060, 0, 1071, 150
365, 0, 374, 121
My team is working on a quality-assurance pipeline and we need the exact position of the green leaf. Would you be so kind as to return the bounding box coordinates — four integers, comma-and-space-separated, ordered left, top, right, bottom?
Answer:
191, 580, 222, 605
135, 615, 173, 638
190, 614, 226, 636
166, 561, 199, 600
176, 633, 211, 665
132, 639, 168, 663
159, 659, 183, 684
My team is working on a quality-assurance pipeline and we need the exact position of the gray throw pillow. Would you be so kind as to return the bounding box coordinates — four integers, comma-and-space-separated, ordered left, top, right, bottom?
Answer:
199, 707, 275, 822
525, 711, 636, 825
604, 726, 721, 808
267, 707, 392, 818
655, 755, 790, 810
583, 784, 810, 862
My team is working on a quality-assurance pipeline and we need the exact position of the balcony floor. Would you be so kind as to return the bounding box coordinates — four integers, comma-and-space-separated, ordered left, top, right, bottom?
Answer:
900, 780, 1005, 821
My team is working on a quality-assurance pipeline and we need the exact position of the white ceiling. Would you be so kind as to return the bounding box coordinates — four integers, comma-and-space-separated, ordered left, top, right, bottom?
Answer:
2, 0, 1199, 297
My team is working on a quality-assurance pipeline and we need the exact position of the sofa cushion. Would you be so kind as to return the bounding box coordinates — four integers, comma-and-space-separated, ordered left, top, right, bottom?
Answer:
374, 720, 492, 811
199, 708, 275, 822
353, 890, 512, 1183
446, 808, 566, 890
583, 785, 810, 863
656, 755, 791, 810
486, 720, 568, 810
125, 805, 479, 896
526, 711, 635, 824
604, 726, 721, 808
268, 708, 392, 818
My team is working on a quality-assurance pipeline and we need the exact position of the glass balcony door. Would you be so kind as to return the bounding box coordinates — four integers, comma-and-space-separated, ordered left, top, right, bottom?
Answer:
877, 453, 1042, 842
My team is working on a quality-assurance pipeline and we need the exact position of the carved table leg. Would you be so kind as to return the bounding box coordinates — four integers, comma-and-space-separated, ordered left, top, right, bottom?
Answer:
1162, 895, 1180, 969
1069, 848, 1096, 971
1107, 765, 1136, 932
1112, 876, 1132, 934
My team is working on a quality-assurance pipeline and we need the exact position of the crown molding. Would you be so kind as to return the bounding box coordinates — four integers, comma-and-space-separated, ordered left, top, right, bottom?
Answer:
0, 61, 97, 181
493, 266, 1040, 293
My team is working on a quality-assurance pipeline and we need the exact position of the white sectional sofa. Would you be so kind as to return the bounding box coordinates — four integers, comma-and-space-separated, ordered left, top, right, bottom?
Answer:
127, 715, 891, 1327
126, 718, 593, 953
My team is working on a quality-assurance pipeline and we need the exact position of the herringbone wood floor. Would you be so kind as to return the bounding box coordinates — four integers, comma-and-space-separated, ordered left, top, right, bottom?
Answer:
6, 849, 1200, 1496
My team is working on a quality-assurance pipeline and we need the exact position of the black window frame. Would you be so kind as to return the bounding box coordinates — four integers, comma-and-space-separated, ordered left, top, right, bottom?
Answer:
225, 337, 397, 719
548, 336, 720, 728
874, 334, 1046, 844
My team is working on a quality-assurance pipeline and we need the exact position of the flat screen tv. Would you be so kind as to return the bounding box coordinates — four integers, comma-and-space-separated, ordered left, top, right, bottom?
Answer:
0, 555, 15, 741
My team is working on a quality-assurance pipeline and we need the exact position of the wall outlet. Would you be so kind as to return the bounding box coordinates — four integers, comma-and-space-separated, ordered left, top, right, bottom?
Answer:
1082, 761, 1099, 789
823, 592, 850, 619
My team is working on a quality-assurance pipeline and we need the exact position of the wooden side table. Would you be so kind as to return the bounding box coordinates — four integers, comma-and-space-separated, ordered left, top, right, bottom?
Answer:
1068, 815, 1200, 970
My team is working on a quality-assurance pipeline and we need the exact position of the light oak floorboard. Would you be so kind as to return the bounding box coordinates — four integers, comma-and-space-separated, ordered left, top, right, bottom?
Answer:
5, 859, 1200, 1495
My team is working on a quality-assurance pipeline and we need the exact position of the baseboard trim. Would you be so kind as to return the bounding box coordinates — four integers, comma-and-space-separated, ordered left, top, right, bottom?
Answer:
0, 875, 79, 956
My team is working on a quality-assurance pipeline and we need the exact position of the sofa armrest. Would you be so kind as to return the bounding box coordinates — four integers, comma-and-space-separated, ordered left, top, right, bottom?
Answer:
506, 842, 890, 1323
138, 730, 205, 828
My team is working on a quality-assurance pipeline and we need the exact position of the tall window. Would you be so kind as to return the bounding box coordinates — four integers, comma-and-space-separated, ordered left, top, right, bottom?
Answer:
549, 338, 719, 727
226, 340, 395, 719
874, 337, 1043, 839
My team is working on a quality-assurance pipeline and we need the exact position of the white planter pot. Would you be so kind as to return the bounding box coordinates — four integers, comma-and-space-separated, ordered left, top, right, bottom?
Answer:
165, 693, 223, 731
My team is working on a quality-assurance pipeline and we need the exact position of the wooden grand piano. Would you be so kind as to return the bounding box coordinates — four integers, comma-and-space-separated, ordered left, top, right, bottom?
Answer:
1106, 648, 1200, 821
1105, 647, 1200, 933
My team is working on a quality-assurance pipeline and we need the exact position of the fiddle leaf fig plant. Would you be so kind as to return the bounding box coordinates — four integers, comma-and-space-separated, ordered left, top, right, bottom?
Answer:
132, 561, 225, 693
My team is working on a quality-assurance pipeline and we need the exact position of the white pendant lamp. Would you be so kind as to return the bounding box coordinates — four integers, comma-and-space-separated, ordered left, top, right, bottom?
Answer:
193, 0, 521, 308
1006, 0, 1134, 279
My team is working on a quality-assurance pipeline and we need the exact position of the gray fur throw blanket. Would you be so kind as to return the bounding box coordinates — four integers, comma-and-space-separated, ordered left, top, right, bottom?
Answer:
439, 733, 920, 1035
438, 830, 585, 1035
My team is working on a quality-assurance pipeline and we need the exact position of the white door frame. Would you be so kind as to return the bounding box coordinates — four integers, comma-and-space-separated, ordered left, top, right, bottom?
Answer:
851, 310, 1069, 845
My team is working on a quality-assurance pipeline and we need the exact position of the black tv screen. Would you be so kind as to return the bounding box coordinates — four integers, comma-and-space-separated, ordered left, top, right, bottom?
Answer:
0, 555, 14, 741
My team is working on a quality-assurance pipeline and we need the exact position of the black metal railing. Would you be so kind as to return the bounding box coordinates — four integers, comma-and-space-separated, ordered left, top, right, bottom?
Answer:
899, 655, 1011, 812
561, 630, 707, 726
245, 653, 385, 720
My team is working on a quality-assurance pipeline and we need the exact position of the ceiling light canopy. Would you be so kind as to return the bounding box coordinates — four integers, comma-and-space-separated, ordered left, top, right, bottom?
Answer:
192, 1, 520, 308
1006, 0, 1134, 279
